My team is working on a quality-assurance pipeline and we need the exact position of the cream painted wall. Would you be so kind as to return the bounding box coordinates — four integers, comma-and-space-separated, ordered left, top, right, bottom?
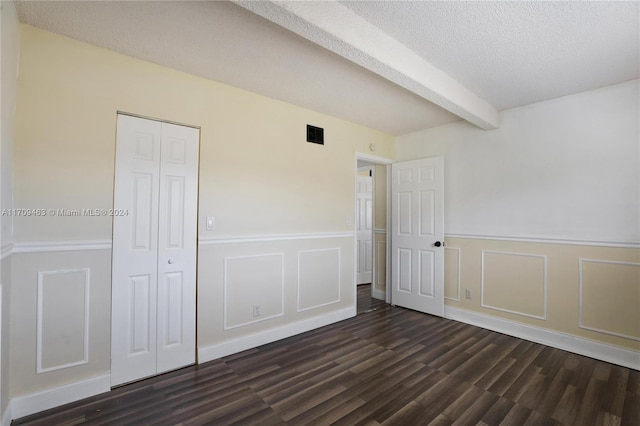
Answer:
14, 27, 394, 242
0, 0, 19, 418
397, 80, 640, 245
10, 24, 394, 402
398, 81, 640, 353
1, 1, 18, 248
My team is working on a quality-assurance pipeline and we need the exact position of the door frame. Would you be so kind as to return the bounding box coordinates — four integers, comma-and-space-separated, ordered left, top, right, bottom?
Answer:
356, 165, 374, 287
354, 152, 393, 304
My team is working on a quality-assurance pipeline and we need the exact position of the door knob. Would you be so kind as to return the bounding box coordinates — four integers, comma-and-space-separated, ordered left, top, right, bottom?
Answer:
168, 259, 175, 264
434, 241, 442, 247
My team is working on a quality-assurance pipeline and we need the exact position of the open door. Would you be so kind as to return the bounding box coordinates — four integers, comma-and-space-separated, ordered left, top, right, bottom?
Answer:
391, 156, 444, 316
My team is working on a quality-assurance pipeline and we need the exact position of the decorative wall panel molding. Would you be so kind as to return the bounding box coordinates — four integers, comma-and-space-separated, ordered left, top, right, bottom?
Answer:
481, 250, 547, 320
297, 248, 341, 312
579, 258, 640, 342
36, 268, 90, 373
223, 253, 284, 330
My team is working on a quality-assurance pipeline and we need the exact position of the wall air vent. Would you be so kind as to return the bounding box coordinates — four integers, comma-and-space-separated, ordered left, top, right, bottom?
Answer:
306, 125, 324, 145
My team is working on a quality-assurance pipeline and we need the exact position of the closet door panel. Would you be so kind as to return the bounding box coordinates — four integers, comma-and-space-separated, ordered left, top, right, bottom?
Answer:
111, 115, 162, 386
156, 122, 199, 373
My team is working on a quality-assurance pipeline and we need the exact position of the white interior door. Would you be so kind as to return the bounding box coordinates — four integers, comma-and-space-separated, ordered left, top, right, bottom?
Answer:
111, 114, 199, 386
356, 174, 373, 284
391, 156, 444, 316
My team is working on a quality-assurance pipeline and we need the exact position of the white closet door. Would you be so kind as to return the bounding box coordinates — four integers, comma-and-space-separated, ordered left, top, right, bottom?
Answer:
156, 122, 199, 374
111, 115, 162, 386
111, 115, 199, 386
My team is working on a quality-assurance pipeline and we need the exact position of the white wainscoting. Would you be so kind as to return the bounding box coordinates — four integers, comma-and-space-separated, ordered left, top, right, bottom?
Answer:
36, 268, 90, 373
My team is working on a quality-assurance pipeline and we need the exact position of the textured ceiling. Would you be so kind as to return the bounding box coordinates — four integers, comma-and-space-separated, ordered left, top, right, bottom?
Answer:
14, 1, 640, 135
341, 0, 640, 111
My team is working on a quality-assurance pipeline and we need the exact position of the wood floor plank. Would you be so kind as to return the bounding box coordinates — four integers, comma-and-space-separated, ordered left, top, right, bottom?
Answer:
450, 391, 500, 426
620, 389, 640, 426
600, 365, 630, 417
364, 368, 446, 424
489, 344, 544, 396
551, 383, 583, 425
479, 396, 516, 425
535, 367, 574, 416
13, 285, 639, 426
574, 377, 609, 426
499, 403, 533, 425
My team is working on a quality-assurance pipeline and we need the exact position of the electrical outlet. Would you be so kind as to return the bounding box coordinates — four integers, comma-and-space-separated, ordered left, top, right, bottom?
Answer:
465, 289, 472, 300
253, 305, 261, 318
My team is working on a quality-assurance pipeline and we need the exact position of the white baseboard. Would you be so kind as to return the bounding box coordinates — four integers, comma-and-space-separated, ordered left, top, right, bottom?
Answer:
445, 306, 640, 371
1, 401, 12, 426
7, 374, 110, 422
372, 289, 386, 301
199, 307, 355, 363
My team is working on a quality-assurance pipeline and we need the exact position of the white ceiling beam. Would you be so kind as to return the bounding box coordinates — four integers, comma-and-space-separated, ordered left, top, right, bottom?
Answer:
232, 0, 499, 130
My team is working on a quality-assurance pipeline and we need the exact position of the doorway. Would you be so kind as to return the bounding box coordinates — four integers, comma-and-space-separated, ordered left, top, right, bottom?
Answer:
356, 166, 373, 286
355, 153, 392, 312
355, 154, 445, 317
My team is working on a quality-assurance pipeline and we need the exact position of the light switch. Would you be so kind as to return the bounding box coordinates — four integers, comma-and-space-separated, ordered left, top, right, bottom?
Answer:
206, 217, 215, 230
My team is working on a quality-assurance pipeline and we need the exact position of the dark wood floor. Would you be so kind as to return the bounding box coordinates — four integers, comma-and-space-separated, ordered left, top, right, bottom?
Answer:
357, 283, 387, 314
14, 284, 640, 425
